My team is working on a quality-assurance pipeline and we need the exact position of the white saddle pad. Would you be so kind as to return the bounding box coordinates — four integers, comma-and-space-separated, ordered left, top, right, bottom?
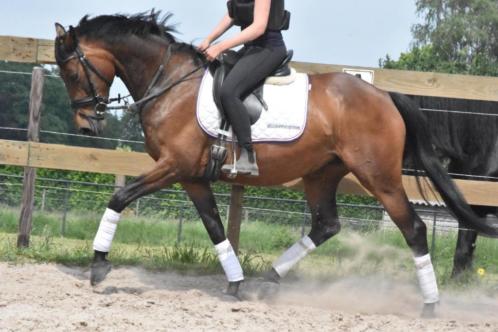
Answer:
196, 70, 310, 142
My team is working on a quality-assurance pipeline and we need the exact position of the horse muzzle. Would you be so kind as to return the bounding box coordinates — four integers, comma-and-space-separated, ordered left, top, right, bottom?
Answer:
75, 109, 104, 136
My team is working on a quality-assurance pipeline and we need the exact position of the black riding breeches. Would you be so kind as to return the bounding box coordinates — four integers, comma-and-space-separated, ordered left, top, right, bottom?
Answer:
219, 45, 287, 151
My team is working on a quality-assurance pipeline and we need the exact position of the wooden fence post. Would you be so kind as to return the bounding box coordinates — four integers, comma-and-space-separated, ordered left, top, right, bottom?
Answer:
227, 184, 245, 254
114, 174, 126, 193
17, 67, 44, 248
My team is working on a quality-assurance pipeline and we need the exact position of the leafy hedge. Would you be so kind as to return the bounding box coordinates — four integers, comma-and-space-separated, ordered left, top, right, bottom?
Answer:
0, 164, 380, 226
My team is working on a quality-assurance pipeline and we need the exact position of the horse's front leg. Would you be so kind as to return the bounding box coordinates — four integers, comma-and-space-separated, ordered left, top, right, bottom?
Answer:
182, 180, 244, 298
91, 159, 179, 285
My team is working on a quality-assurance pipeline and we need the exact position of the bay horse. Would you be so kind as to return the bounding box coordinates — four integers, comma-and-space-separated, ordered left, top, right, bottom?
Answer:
409, 95, 498, 278
54, 12, 498, 317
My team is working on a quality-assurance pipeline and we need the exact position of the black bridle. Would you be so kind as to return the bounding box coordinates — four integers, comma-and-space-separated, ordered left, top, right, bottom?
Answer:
60, 40, 206, 122
60, 45, 116, 121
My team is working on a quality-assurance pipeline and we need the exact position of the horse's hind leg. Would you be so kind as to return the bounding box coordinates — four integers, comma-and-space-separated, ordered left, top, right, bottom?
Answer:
452, 226, 478, 278
182, 180, 243, 297
346, 159, 439, 317
266, 162, 347, 282
451, 204, 494, 278
91, 159, 180, 285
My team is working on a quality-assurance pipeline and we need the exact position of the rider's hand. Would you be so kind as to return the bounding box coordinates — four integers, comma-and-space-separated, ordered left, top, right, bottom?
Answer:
197, 39, 211, 53
204, 44, 224, 62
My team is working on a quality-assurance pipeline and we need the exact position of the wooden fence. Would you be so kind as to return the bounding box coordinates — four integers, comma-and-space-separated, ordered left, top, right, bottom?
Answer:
2, 36, 498, 101
2, 35, 498, 249
1, 139, 497, 206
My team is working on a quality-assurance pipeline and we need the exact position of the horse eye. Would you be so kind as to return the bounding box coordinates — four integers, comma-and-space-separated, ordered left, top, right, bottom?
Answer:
69, 72, 79, 82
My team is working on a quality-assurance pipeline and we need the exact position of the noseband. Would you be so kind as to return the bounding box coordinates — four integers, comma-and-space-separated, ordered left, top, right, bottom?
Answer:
60, 46, 113, 121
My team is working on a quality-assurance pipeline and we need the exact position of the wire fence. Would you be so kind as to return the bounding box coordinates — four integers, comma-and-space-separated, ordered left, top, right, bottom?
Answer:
2, 66, 498, 180
0, 66, 494, 243
0, 173, 464, 246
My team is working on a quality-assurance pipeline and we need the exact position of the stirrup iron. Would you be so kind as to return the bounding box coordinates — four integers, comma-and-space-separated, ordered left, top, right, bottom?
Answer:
228, 140, 238, 179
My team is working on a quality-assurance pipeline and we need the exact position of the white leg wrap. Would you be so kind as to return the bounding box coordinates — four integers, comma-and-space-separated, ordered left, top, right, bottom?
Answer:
272, 236, 316, 278
93, 208, 121, 252
414, 254, 439, 304
215, 240, 244, 282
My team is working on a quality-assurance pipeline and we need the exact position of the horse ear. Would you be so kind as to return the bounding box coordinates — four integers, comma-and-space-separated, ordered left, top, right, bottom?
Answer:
55, 23, 66, 37
68, 26, 79, 48
56, 25, 78, 54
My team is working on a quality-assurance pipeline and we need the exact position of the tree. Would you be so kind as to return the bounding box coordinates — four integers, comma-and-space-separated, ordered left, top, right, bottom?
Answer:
0, 61, 135, 149
380, 0, 498, 76
119, 110, 145, 152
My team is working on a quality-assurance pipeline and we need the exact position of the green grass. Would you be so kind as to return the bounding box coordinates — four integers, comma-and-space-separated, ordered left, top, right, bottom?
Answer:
1, 207, 497, 288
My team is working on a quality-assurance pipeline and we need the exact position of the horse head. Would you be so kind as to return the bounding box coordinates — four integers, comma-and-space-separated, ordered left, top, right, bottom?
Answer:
54, 23, 116, 136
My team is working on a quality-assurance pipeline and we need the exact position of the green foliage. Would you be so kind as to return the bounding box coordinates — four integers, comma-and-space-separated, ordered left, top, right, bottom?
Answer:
0, 61, 143, 149
0, 165, 116, 212
2, 215, 497, 286
380, 0, 498, 76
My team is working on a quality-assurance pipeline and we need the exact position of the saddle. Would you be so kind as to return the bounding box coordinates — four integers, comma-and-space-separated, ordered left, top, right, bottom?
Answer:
209, 49, 294, 125
204, 49, 294, 181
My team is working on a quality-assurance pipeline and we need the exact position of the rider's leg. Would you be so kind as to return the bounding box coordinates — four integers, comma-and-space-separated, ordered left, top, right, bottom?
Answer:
220, 46, 287, 176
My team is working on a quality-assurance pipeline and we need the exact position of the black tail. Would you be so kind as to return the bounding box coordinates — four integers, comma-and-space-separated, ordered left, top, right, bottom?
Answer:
389, 92, 498, 237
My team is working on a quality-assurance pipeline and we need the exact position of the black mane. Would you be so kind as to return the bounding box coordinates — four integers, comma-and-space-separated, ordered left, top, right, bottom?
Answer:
76, 10, 177, 43
74, 11, 205, 64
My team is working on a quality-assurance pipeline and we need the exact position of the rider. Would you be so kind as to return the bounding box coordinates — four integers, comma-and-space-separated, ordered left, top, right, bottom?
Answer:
198, 0, 290, 176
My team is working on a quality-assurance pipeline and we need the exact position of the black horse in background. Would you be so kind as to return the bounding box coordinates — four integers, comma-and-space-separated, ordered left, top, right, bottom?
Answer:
408, 95, 498, 277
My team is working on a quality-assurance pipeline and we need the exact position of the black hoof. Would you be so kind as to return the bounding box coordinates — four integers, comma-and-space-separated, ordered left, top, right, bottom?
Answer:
421, 303, 437, 319
263, 268, 281, 283
90, 259, 112, 286
223, 281, 243, 301
257, 268, 281, 300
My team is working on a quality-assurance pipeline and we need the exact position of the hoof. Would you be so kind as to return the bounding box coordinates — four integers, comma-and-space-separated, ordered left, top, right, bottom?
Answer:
223, 281, 243, 301
263, 268, 281, 283
90, 260, 112, 286
257, 280, 280, 300
257, 269, 281, 300
421, 303, 437, 319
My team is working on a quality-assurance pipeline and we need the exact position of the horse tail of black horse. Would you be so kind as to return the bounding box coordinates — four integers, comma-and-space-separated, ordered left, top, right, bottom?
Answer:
389, 92, 498, 237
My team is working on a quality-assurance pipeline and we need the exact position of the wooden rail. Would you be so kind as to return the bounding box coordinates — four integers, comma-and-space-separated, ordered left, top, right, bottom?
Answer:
0, 36, 55, 64
2, 36, 498, 102
1, 139, 497, 206
293, 62, 498, 102
0, 140, 154, 175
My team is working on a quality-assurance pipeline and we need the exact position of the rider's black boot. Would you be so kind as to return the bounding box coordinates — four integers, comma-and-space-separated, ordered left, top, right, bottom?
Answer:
221, 147, 259, 176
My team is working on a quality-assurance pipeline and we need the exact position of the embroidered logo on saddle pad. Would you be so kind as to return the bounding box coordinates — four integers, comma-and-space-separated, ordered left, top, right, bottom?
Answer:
196, 70, 310, 142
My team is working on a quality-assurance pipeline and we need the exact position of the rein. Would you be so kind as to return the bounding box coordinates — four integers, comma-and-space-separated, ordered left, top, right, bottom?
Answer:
128, 60, 206, 114
64, 43, 205, 118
